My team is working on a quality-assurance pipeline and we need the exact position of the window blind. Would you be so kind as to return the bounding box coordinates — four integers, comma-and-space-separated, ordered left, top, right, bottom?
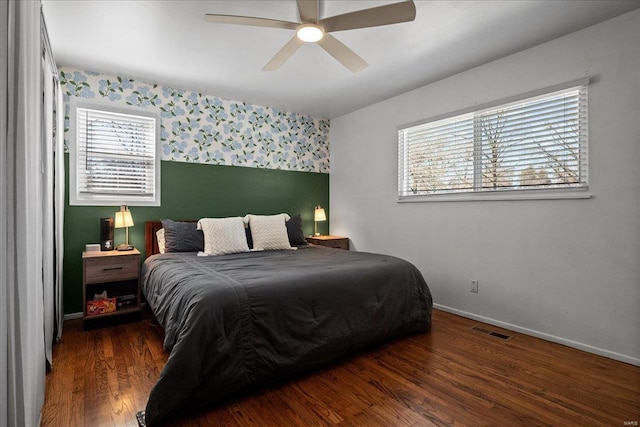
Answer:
398, 84, 588, 198
76, 107, 157, 199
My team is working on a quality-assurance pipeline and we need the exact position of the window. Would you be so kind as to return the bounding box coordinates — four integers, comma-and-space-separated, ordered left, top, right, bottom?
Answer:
398, 80, 589, 201
70, 101, 161, 206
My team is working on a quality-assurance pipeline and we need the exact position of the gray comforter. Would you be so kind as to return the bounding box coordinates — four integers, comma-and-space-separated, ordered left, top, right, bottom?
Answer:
141, 245, 432, 425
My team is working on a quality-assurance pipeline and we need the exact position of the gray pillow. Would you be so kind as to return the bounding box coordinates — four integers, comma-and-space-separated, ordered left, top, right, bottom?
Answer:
161, 219, 204, 252
286, 214, 307, 246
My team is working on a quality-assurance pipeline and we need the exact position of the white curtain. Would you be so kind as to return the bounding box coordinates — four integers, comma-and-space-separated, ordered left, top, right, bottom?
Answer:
42, 56, 55, 365
1, 1, 48, 425
54, 76, 65, 343
41, 9, 64, 363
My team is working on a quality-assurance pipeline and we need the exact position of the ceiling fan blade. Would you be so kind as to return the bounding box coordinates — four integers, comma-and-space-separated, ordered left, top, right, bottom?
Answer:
204, 14, 298, 30
297, 0, 319, 23
317, 34, 367, 73
262, 36, 305, 71
320, 0, 416, 33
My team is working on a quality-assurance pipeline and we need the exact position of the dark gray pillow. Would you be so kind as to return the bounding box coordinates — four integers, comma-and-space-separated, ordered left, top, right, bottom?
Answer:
245, 226, 253, 249
161, 219, 204, 252
286, 214, 307, 246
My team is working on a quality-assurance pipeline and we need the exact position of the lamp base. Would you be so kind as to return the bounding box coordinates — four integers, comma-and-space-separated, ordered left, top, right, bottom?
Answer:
116, 244, 134, 251
314, 232, 321, 236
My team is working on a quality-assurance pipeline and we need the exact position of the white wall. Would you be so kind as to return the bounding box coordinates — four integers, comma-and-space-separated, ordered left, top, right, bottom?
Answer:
330, 10, 640, 365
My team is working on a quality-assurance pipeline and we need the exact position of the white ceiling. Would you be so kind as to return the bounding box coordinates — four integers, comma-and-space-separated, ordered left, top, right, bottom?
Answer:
42, 0, 640, 119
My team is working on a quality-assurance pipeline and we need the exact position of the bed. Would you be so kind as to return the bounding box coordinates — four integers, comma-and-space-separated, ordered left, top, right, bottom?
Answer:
140, 218, 432, 425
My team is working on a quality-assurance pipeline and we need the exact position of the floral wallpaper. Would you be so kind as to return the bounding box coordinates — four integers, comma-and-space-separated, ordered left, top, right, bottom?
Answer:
60, 68, 330, 173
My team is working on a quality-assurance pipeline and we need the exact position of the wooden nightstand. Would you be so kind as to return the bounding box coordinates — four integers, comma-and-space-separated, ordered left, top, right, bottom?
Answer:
305, 235, 349, 250
82, 248, 141, 328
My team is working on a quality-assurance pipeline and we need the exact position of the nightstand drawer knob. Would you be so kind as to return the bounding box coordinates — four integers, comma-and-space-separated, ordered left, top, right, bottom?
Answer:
103, 266, 123, 271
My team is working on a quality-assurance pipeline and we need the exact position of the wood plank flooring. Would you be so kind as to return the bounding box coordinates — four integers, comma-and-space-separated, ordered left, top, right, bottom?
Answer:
42, 309, 640, 426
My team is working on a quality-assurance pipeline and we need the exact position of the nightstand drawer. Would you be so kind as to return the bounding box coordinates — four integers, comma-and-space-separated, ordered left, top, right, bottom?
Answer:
322, 239, 349, 250
305, 235, 349, 250
85, 255, 138, 284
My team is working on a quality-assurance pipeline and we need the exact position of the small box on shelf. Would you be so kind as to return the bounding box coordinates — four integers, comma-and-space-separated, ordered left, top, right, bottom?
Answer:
116, 294, 137, 309
86, 298, 117, 316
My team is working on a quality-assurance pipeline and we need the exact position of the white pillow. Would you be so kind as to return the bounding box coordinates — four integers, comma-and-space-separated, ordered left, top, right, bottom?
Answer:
244, 213, 292, 251
156, 228, 166, 254
198, 217, 250, 256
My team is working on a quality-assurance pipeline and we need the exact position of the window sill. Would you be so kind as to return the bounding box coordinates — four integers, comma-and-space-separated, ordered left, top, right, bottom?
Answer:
398, 187, 592, 203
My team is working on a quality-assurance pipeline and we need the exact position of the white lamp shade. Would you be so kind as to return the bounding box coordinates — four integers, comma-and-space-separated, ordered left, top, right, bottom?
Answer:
115, 210, 134, 228
314, 207, 326, 222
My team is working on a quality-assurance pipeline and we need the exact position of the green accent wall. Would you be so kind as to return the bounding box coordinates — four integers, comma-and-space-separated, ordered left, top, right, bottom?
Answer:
64, 156, 329, 314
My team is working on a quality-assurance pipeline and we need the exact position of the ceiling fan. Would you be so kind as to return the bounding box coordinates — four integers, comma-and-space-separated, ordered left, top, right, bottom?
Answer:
204, 0, 416, 72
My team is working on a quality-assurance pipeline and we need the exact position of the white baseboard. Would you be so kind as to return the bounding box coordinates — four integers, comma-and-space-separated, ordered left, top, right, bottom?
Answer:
63, 312, 83, 321
434, 303, 640, 367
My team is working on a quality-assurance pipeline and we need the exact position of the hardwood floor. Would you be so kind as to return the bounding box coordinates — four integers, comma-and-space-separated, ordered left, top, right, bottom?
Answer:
42, 309, 640, 426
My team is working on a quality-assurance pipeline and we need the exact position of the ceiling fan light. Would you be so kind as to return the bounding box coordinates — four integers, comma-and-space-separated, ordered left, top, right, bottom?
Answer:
296, 24, 324, 42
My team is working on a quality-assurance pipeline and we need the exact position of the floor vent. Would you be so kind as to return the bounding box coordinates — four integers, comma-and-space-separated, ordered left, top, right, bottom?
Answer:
471, 326, 512, 340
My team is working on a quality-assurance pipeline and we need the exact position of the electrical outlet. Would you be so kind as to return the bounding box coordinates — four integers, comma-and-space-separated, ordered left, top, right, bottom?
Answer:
471, 280, 479, 293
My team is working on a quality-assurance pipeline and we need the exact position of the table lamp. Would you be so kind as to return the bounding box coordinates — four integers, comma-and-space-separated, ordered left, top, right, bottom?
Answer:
314, 206, 326, 236
115, 205, 134, 251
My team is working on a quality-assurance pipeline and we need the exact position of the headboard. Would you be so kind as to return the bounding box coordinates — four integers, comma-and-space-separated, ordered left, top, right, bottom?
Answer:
144, 221, 163, 258
144, 220, 198, 258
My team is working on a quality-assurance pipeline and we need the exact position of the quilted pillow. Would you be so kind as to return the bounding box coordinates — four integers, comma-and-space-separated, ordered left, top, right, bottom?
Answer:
161, 219, 204, 253
198, 217, 250, 256
244, 214, 292, 251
